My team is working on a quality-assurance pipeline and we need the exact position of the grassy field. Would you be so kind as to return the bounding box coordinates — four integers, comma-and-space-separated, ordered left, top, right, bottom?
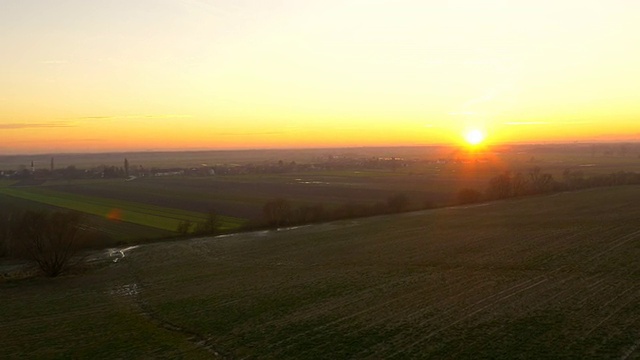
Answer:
0, 186, 245, 235
3, 185, 640, 358
0, 193, 172, 243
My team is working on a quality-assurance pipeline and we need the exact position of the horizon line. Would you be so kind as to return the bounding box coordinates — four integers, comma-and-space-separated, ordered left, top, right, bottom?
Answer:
2, 140, 639, 158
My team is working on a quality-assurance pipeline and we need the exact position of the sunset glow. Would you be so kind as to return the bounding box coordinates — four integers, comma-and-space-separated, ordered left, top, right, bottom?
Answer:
1, 1, 640, 154
465, 130, 485, 146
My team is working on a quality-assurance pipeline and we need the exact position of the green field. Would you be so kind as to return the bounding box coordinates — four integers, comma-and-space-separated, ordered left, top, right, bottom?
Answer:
0, 193, 172, 243
0, 186, 245, 235
3, 186, 640, 358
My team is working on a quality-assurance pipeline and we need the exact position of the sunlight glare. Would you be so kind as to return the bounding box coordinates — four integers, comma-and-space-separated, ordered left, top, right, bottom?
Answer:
465, 129, 485, 146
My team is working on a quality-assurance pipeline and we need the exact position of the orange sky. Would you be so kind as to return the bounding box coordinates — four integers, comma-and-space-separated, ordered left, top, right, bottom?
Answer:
1, 1, 639, 154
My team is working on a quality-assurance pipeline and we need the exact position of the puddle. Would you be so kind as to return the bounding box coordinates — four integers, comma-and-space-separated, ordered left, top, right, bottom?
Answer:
108, 245, 140, 263
110, 283, 139, 297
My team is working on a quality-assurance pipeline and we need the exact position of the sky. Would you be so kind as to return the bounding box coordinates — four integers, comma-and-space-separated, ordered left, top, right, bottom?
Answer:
1, 0, 639, 154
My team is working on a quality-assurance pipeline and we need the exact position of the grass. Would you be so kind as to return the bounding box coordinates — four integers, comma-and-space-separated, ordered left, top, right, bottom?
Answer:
3, 186, 640, 358
0, 275, 213, 359
0, 179, 16, 188
0, 193, 170, 243
0, 186, 245, 232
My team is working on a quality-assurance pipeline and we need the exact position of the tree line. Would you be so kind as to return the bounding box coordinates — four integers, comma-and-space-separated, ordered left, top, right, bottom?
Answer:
258, 193, 427, 228
175, 212, 220, 236
258, 167, 640, 230
173, 193, 422, 235
457, 167, 640, 205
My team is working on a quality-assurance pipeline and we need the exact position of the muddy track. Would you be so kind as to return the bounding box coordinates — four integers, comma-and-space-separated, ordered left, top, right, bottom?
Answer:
120, 255, 232, 359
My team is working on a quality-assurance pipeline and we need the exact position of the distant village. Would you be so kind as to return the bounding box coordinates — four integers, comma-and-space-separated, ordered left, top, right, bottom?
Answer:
1, 154, 490, 182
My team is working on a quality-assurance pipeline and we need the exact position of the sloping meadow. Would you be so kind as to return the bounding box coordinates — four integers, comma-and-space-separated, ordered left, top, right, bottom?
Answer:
3, 186, 640, 358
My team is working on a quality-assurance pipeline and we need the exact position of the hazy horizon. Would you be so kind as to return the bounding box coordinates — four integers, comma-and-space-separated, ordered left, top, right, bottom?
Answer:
2, 139, 639, 158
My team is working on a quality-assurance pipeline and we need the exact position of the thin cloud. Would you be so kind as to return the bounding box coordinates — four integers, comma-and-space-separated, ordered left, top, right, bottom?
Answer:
503, 121, 549, 125
460, 84, 511, 111
449, 111, 476, 116
80, 116, 114, 120
176, 0, 237, 17
0, 122, 74, 130
216, 131, 286, 136
457, 79, 517, 114
41, 60, 68, 65
504, 121, 596, 126
75, 114, 193, 120
7, 137, 102, 144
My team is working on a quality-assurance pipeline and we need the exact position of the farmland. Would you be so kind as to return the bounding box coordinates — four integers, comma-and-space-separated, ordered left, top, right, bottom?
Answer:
33, 171, 468, 219
1, 144, 640, 243
0, 168, 468, 243
0, 185, 244, 233
0, 192, 172, 244
3, 186, 640, 358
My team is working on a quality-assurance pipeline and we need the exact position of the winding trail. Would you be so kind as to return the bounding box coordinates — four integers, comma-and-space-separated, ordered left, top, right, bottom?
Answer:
110, 246, 232, 359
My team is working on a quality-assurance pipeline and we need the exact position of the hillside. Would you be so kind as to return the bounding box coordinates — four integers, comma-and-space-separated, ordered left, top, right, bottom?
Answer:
2, 186, 640, 358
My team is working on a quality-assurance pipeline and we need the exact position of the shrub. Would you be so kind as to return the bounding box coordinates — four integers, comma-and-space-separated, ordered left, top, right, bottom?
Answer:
263, 198, 292, 227
456, 188, 482, 205
0, 211, 9, 258
194, 212, 219, 235
387, 193, 410, 213
9, 210, 92, 277
176, 219, 192, 235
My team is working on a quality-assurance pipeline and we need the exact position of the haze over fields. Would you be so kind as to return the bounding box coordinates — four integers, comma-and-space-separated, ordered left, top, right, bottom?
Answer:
2, 0, 640, 154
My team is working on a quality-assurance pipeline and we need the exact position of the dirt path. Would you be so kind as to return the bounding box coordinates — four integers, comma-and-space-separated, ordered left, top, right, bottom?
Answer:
110, 247, 232, 359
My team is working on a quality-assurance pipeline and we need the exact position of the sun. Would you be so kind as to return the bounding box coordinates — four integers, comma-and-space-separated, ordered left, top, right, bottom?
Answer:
464, 129, 485, 146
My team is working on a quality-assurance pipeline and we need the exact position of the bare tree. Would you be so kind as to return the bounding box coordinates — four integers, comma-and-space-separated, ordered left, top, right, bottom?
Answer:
487, 172, 513, 199
0, 211, 10, 258
176, 219, 192, 235
511, 172, 529, 196
11, 211, 90, 277
563, 168, 585, 190
194, 211, 220, 235
456, 188, 482, 204
387, 193, 410, 213
263, 198, 292, 227
528, 166, 554, 194
295, 204, 326, 223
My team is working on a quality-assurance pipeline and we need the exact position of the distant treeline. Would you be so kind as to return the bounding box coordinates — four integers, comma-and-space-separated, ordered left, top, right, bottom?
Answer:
2, 156, 416, 181
171, 193, 425, 236
457, 167, 640, 205
256, 167, 640, 230
258, 193, 424, 228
